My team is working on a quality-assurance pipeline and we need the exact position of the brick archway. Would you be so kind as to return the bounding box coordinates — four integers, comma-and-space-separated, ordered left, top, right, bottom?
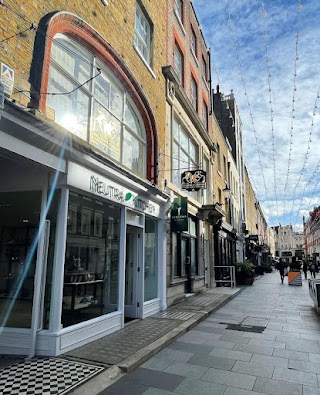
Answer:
30, 12, 158, 182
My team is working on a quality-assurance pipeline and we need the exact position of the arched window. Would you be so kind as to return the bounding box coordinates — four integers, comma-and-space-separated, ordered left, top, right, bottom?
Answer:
46, 33, 147, 177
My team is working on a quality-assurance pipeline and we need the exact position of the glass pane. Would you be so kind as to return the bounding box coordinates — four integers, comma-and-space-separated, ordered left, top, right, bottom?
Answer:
47, 67, 89, 141
180, 127, 188, 149
0, 191, 41, 328
62, 194, 120, 328
174, 45, 183, 81
52, 37, 91, 85
90, 101, 121, 161
189, 218, 197, 236
110, 85, 123, 120
172, 233, 178, 277
144, 218, 158, 301
191, 238, 197, 276
123, 129, 145, 176
94, 72, 110, 109
173, 119, 179, 141
125, 104, 143, 136
189, 140, 197, 161
181, 239, 187, 277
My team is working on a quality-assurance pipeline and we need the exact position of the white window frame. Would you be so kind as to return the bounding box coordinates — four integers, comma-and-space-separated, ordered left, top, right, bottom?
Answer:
203, 101, 208, 130
134, 3, 152, 65
172, 118, 199, 197
191, 27, 197, 57
174, 0, 183, 23
174, 43, 184, 84
191, 77, 197, 111
48, 34, 147, 178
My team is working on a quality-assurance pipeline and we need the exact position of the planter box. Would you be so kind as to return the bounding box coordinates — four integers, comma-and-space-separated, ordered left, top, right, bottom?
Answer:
288, 271, 302, 286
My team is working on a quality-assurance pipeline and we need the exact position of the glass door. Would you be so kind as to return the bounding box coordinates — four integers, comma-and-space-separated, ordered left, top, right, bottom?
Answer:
124, 225, 142, 319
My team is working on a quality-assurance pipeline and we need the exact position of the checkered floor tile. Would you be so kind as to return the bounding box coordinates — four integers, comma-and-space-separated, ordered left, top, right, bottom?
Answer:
0, 358, 104, 395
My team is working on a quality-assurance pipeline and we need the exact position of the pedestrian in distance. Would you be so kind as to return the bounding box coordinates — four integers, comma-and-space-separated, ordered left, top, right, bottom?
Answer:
310, 261, 317, 279
278, 258, 285, 283
303, 260, 308, 280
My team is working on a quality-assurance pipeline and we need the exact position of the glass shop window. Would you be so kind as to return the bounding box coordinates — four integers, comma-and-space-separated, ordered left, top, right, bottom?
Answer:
62, 192, 120, 328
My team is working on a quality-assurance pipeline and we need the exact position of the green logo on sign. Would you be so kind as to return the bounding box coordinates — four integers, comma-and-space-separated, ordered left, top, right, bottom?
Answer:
125, 192, 133, 201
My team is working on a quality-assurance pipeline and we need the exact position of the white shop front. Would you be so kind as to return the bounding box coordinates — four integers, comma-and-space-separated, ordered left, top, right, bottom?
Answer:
0, 155, 169, 356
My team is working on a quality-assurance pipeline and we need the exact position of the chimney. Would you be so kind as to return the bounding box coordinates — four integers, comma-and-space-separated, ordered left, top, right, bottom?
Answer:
216, 84, 219, 93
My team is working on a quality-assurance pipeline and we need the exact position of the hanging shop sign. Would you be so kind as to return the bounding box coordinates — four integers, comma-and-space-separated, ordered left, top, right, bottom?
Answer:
171, 197, 188, 232
181, 170, 206, 191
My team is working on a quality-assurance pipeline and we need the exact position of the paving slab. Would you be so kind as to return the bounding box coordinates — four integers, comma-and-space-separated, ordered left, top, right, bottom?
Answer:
272, 367, 318, 387
162, 361, 208, 379
125, 368, 185, 392
173, 377, 226, 395
209, 348, 252, 362
201, 367, 256, 390
231, 360, 274, 378
187, 354, 236, 370
272, 348, 309, 361
253, 377, 303, 395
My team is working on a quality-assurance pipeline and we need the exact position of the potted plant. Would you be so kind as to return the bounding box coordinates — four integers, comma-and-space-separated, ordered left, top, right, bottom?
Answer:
235, 260, 255, 285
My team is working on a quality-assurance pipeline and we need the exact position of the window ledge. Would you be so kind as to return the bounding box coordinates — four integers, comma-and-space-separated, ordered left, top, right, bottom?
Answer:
174, 10, 186, 36
133, 45, 157, 79
170, 278, 187, 286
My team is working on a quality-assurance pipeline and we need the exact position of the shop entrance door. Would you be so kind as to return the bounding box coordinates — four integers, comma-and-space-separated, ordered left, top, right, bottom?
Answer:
181, 236, 192, 293
124, 225, 142, 320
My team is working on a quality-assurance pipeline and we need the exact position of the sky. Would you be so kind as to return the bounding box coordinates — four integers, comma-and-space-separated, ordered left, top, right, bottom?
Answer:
193, 0, 320, 231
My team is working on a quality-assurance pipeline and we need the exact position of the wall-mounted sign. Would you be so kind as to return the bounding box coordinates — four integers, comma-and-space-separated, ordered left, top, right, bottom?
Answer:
171, 197, 188, 232
1, 63, 14, 97
67, 162, 160, 217
181, 170, 206, 191
248, 235, 259, 242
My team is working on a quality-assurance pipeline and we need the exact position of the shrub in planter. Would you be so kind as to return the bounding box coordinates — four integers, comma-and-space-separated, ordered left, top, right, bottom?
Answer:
235, 260, 255, 285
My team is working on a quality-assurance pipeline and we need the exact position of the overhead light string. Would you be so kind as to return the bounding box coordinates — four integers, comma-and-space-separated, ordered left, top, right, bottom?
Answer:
289, 84, 320, 225
260, 0, 279, 220
282, 2, 303, 225
226, 3, 272, 217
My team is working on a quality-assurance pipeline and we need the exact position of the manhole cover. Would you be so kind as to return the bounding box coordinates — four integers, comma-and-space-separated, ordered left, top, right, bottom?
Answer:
221, 323, 266, 333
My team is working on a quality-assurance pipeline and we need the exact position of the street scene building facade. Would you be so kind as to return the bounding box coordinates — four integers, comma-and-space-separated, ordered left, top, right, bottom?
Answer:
0, 0, 170, 356
0, 0, 277, 357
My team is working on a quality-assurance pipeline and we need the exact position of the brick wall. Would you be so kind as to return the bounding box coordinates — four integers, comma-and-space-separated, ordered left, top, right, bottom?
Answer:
167, 0, 211, 134
0, 0, 167, 185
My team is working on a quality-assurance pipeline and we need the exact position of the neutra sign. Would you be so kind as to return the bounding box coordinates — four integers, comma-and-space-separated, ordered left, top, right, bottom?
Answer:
67, 162, 160, 216
171, 197, 188, 232
90, 175, 124, 202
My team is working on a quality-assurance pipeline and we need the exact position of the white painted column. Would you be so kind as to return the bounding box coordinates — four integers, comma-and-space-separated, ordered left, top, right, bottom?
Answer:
29, 184, 48, 358
50, 187, 69, 333
118, 207, 126, 328
158, 218, 167, 311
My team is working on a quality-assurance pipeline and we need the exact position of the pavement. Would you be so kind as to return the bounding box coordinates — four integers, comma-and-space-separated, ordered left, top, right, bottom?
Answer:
93, 271, 320, 395
0, 284, 241, 395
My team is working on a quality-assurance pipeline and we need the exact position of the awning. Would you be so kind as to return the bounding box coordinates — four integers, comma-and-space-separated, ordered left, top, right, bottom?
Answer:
197, 203, 226, 225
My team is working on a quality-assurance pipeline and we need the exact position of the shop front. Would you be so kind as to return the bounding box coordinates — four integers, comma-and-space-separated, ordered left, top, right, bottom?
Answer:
0, 148, 168, 356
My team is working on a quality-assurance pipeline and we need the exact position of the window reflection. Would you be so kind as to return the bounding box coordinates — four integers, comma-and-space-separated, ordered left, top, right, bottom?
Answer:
62, 193, 120, 328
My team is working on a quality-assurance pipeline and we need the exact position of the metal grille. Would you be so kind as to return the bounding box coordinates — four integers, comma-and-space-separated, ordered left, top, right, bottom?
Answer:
152, 311, 196, 320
